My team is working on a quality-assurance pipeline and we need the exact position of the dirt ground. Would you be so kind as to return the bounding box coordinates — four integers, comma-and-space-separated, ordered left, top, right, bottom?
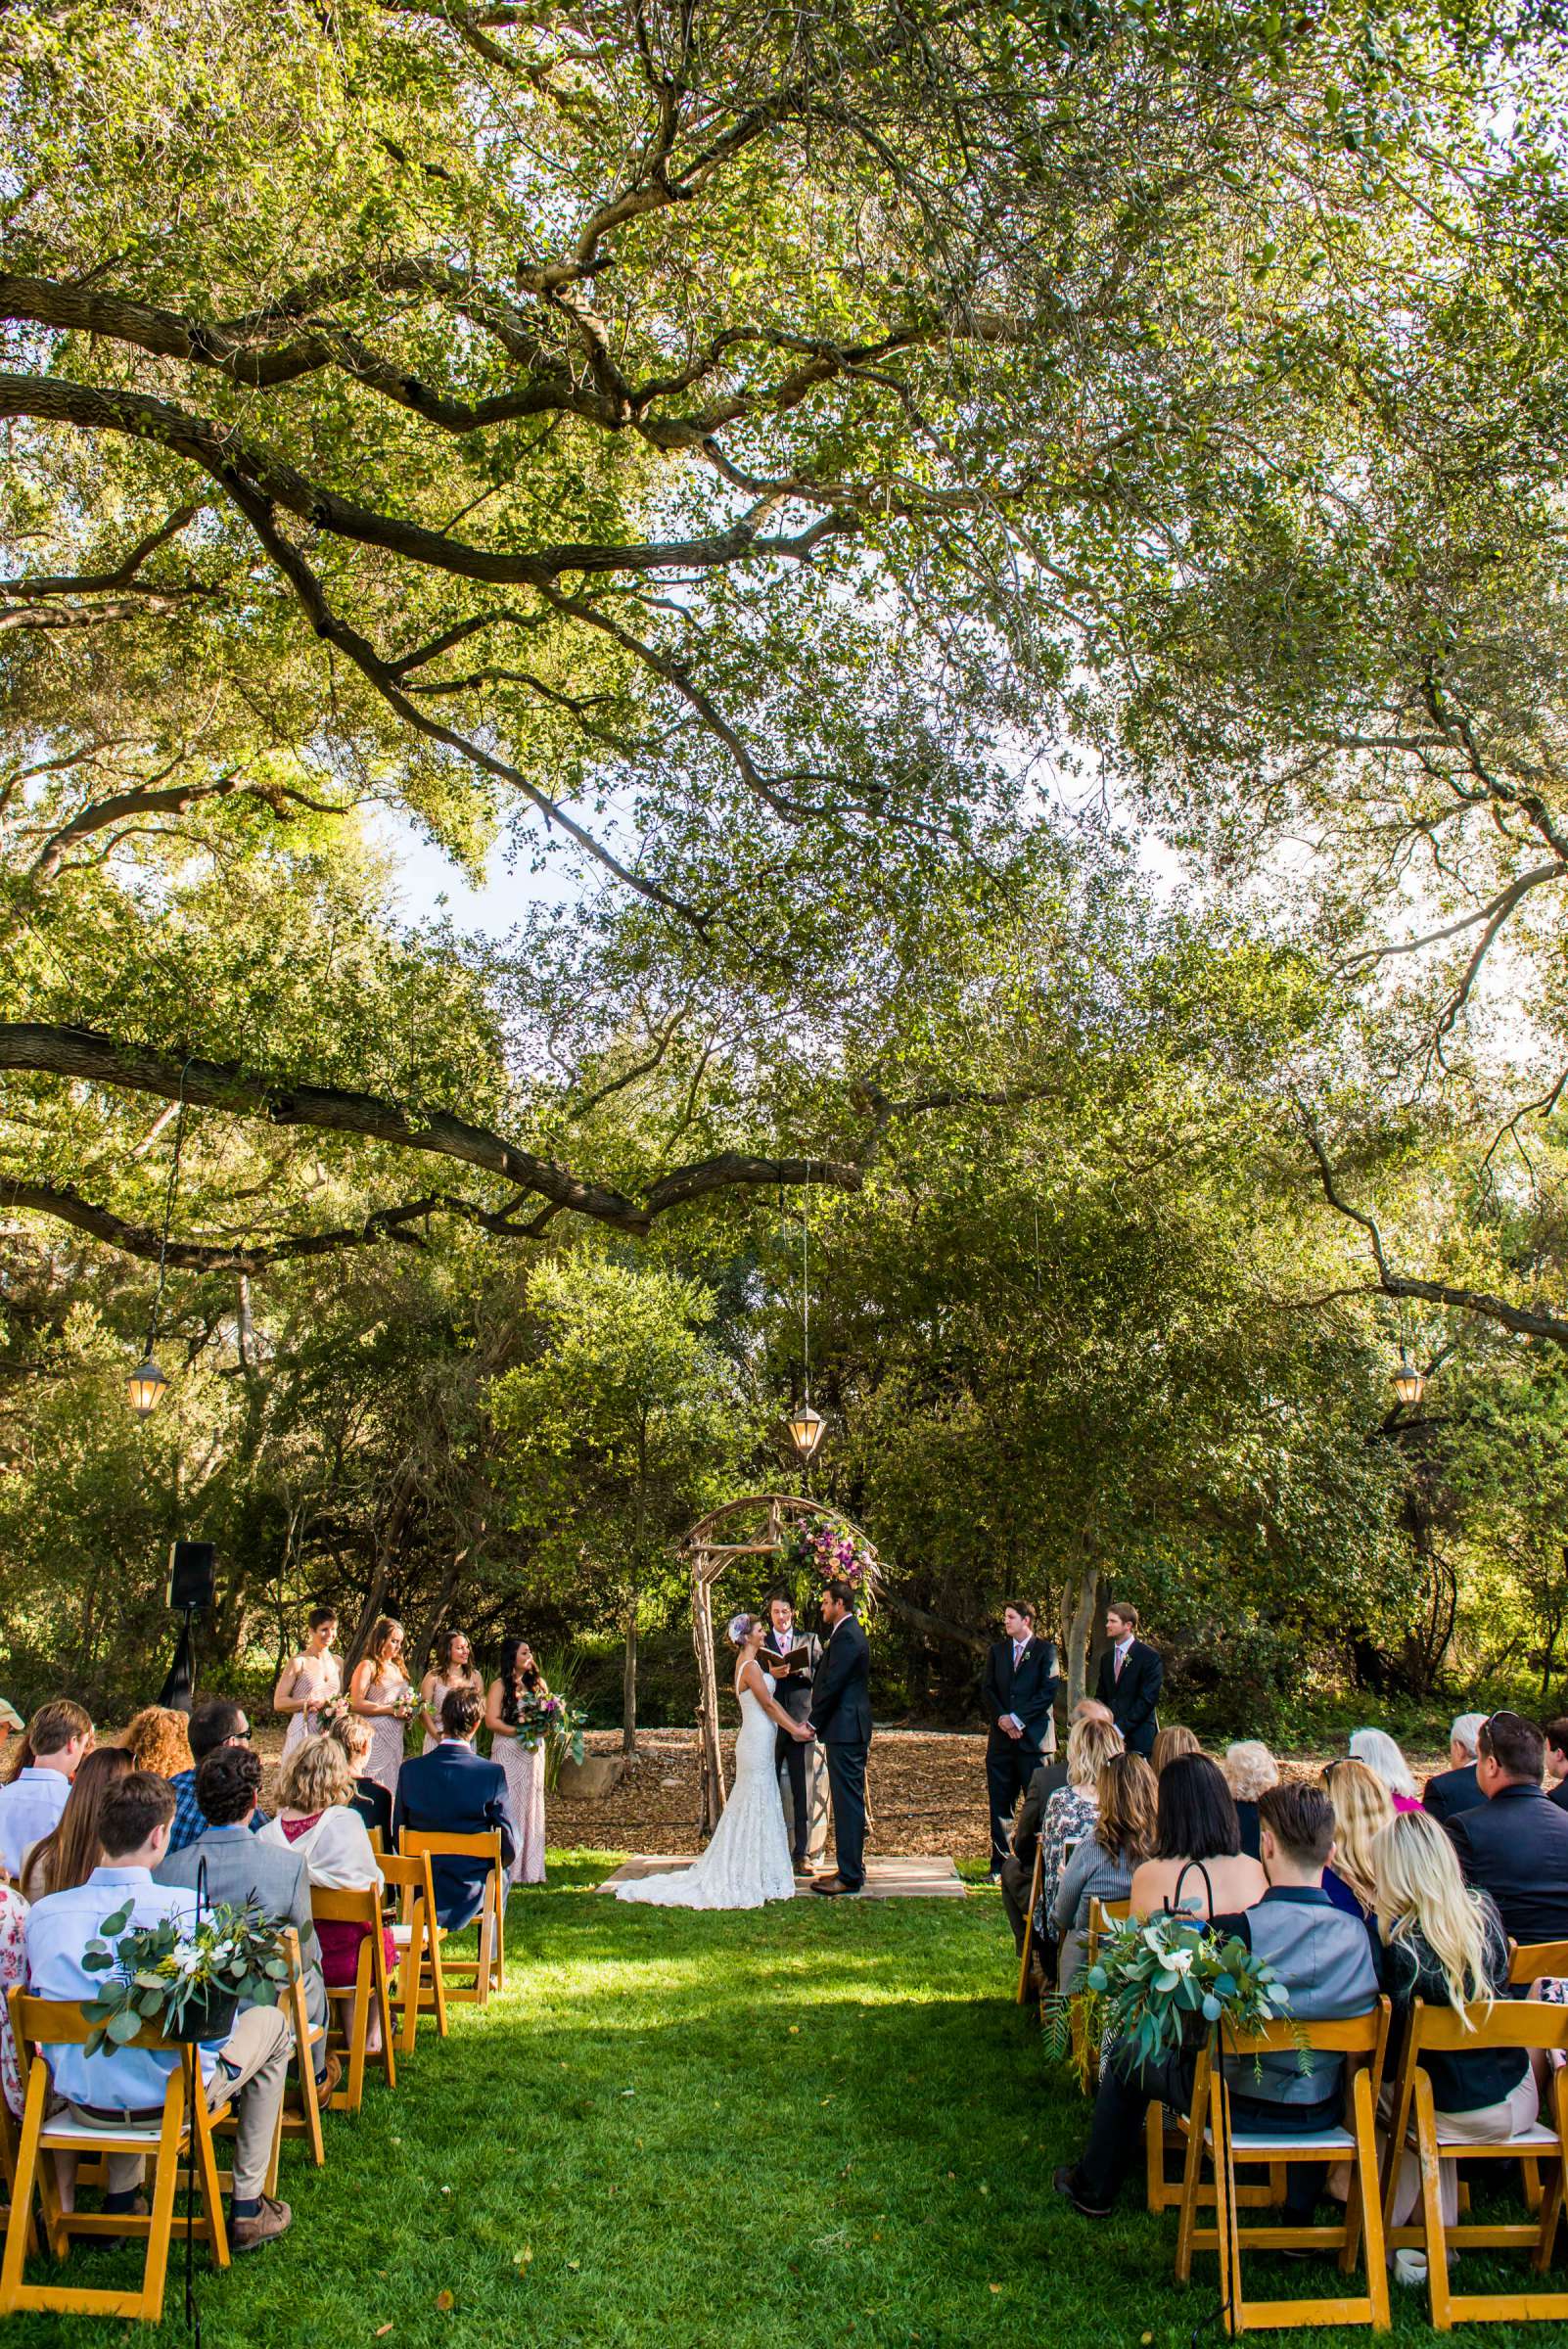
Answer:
248, 1723, 1446, 1861
543, 1728, 1449, 1860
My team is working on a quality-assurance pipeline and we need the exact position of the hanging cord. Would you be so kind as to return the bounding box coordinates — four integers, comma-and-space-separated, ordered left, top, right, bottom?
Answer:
145, 1061, 193, 1360
1160, 1864, 1240, 2347
801, 1188, 811, 1495
183, 1851, 208, 2347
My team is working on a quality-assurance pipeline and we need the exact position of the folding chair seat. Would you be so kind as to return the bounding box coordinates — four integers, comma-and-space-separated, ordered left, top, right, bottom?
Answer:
0, 1990, 230, 2322
399, 1829, 504, 2006
1176, 2002, 1392, 2333
1066, 1897, 1130, 2082
381, 1851, 449, 2052
1381, 1994, 1568, 2328
310, 1885, 395, 2112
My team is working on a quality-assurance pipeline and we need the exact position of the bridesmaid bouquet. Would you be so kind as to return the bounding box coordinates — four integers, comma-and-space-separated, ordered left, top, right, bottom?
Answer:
516, 1691, 586, 1767
314, 1694, 352, 1737
391, 1685, 421, 1722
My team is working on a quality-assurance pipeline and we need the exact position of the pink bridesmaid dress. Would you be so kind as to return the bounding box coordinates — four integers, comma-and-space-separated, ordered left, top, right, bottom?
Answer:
279, 1650, 342, 1763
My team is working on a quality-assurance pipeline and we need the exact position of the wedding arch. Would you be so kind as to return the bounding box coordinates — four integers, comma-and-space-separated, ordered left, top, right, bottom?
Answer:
684, 1493, 883, 1834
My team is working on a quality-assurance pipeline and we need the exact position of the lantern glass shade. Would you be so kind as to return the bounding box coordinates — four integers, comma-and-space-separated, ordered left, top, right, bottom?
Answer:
787, 1400, 826, 1461
1392, 1359, 1426, 1408
128, 1353, 168, 1418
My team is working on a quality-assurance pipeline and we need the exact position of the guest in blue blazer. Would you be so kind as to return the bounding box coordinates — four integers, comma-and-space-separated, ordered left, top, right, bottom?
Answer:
392, 1686, 516, 1928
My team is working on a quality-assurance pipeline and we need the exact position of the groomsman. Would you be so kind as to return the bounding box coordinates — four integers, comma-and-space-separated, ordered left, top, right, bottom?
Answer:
983, 1603, 1060, 1877
762, 1589, 820, 1869
1093, 1598, 1163, 1758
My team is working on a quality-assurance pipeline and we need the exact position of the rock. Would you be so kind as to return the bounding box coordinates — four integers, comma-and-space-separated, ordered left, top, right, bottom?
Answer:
555, 1753, 627, 1800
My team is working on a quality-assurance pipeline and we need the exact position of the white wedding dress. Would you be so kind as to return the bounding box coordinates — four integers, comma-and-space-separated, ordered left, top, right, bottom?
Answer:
616, 1671, 797, 1910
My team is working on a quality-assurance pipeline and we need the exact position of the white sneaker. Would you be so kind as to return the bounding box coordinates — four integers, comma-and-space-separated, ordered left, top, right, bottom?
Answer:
1393, 2248, 1428, 2288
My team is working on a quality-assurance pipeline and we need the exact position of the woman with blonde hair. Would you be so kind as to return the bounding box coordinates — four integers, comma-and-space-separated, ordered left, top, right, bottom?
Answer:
348, 1616, 414, 1795
1374, 1809, 1534, 2263
1038, 1713, 1124, 1921
1150, 1724, 1201, 1775
119, 1705, 193, 1778
259, 1732, 392, 2051
1053, 1751, 1158, 1990
1321, 1757, 1393, 1923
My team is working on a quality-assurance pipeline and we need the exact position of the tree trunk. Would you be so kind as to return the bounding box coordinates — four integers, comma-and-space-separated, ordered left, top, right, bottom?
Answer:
1063, 1560, 1100, 1710
623, 1410, 646, 1758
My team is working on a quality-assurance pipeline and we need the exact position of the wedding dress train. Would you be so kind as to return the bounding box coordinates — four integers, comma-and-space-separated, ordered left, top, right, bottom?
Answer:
615, 1674, 796, 1910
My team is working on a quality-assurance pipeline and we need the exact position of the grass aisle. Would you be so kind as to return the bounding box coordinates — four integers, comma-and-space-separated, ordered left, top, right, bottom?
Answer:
4, 1857, 1537, 2347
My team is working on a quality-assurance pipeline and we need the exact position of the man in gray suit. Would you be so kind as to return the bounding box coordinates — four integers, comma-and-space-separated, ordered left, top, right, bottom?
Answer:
159, 1746, 336, 2096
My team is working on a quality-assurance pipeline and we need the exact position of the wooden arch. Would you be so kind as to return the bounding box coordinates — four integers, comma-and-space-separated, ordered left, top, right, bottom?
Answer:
686, 1493, 882, 1835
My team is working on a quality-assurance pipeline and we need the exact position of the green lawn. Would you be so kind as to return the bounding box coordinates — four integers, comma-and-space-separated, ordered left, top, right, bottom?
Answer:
3, 1858, 1556, 2346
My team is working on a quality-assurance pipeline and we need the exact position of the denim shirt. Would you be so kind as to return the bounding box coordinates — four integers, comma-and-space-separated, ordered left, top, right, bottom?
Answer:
24, 1865, 216, 2107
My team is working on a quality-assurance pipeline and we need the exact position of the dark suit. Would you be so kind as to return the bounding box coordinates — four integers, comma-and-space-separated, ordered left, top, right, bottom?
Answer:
1552, 1778, 1568, 1815
1094, 1637, 1163, 1757
1447, 1780, 1568, 1947
763, 1623, 820, 1864
1422, 1762, 1485, 1826
982, 1635, 1060, 1869
999, 1756, 1068, 1953
808, 1613, 872, 1889
393, 1739, 516, 1929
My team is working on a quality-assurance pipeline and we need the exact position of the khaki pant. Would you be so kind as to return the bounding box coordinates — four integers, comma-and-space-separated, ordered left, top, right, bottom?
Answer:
1380, 2071, 1541, 2228
73, 2003, 292, 2203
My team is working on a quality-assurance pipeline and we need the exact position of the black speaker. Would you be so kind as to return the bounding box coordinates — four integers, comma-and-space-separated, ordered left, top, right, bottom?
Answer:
165, 1540, 216, 1612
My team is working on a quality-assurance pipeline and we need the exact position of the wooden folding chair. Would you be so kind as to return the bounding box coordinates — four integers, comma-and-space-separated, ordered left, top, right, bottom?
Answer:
1067, 1896, 1130, 2084
399, 1829, 505, 2006
311, 1886, 395, 2113
1381, 1995, 1568, 2329
274, 1927, 327, 2167
1013, 1844, 1044, 2005
1505, 1943, 1568, 2212
381, 1851, 449, 2053
1175, 2003, 1392, 2333
0, 1991, 231, 2322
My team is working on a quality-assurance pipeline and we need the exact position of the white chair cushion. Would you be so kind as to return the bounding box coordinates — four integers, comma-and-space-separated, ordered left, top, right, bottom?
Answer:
40, 2119, 169, 2149
1208, 2124, 1355, 2155
1431, 2118, 1559, 2150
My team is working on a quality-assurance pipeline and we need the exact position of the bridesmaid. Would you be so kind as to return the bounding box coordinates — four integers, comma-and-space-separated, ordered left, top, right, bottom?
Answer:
485, 1636, 547, 1887
420, 1629, 484, 1754
274, 1605, 342, 1763
348, 1616, 413, 1796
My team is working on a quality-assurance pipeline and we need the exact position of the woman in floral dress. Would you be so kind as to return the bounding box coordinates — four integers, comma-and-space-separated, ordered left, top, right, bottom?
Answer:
274, 1605, 342, 1764
485, 1635, 548, 1886
348, 1616, 415, 1795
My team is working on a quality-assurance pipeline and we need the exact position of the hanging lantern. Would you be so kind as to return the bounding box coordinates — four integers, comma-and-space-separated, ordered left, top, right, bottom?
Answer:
1392, 1356, 1425, 1408
128, 1353, 168, 1418
786, 1399, 826, 1461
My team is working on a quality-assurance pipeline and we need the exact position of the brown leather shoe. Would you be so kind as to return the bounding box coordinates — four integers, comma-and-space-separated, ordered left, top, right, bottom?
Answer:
231, 2195, 292, 2252
811, 1875, 849, 1896
313, 2053, 343, 2106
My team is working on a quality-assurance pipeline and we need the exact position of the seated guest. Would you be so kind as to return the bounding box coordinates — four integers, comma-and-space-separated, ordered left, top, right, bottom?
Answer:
1222, 1740, 1279, 1861
120, 1705, 193, 1779
1448, 1709, 1568, 1947
393, 1688, 516, 1930
1038, 1713, 1124, 1928
1545, 1718, 1568, 1814
0, 1877, 24, 2122
18, 1746, 133, 1902
1349, 1727, 1422, 1813
258, 1733, 392, 2053
25, 1772, 292, 2248
1056, 1780, 1379, 2217
0, 1698, 22, 1767
1373, 1807, 1534, 2275
332, 1714, 393, 1846
1129, 1753, 1268, 1920
1422, 1713, 1488, 1825
998, 1698, 1111, 1955
158, 1747, 333, 2088
0, 1701, 93, 1879
1053, 1752, 1158, 1989
168, 1699, 266, 1852
1150, 1724, 1201, 1775
1321, 1757, 1393, 1926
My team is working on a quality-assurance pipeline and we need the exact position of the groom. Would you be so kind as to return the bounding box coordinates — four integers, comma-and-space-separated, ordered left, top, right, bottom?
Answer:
807, 1581, 872, 1897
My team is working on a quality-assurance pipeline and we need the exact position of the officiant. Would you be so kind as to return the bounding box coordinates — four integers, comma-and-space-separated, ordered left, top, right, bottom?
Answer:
763, 1589, 821, 1869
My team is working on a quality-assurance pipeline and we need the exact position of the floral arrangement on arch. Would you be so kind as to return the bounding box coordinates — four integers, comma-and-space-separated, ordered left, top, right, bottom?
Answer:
781, 1519, 880, 1610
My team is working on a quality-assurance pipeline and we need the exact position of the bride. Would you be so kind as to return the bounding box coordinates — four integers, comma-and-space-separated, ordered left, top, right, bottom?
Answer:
615, 1612, 813, 1910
